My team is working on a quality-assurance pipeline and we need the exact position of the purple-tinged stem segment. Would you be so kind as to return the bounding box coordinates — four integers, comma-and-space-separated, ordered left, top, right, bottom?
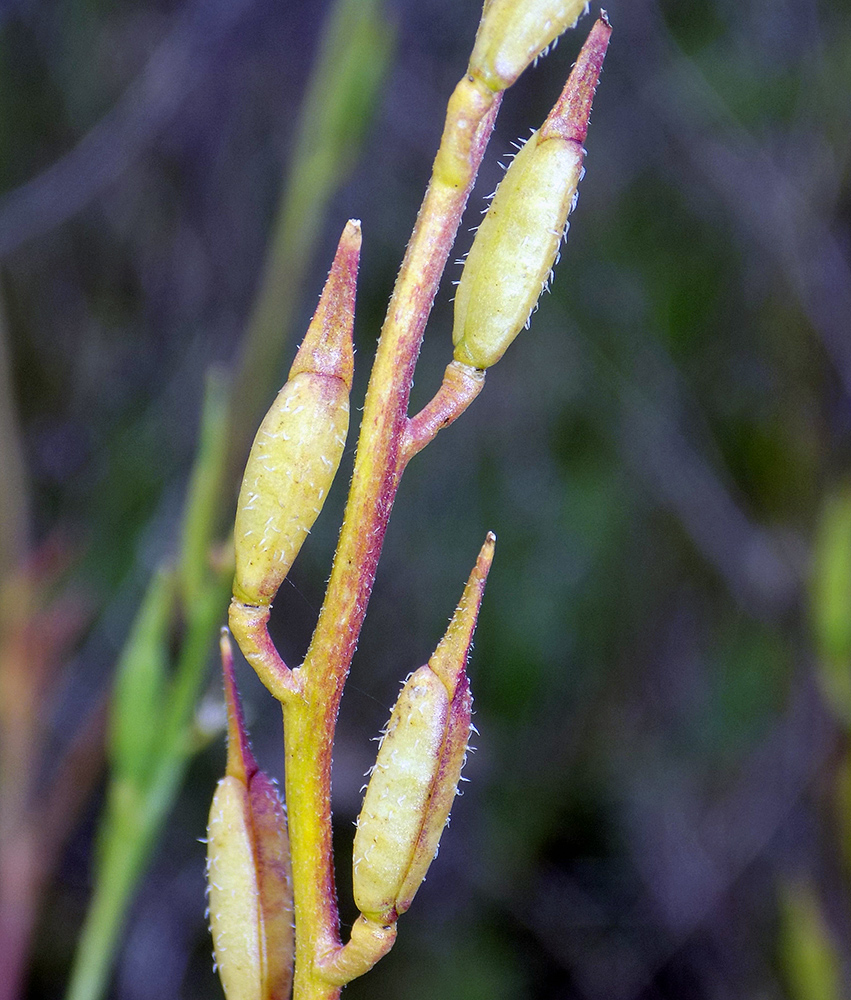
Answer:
399, 361, 486, 471
221, 628, 257, 787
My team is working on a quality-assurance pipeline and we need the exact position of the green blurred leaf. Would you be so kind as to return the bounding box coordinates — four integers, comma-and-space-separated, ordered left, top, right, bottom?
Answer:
108, 566, 175, 786
778, 880, 842, 1000
811, 485, 851, 725
180, 367, 231, 608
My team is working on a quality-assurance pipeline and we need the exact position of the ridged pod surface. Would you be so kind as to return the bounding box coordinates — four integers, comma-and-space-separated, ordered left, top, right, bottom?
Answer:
352, 666, 471, 921
352, 535, 495, 922
452, 129, 583, 369
208, 777, 264, 1000
232, 220, 359, 607
454, 16, 611, 370
233, 374, 350, 605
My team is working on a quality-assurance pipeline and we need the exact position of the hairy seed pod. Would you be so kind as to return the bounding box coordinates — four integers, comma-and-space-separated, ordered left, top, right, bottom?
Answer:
352, 535, 495, 922
454, 16, 611, 370
208, 777, 264, 1000
395, 674, 472, 913
452, 128, 582, 369
232, 221, 359, 607
352, 665, 468, 921
233, 374, 350, 606
207, 633, 294, 1000
470, 0, 590, 91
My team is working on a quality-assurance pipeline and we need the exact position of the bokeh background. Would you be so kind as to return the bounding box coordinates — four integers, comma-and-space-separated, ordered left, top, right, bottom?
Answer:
2, 0, 851, 997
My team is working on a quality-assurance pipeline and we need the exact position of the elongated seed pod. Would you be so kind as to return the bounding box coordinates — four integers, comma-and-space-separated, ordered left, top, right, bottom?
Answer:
353, 665, 456, 921
233, 374, 349, 605
353, 535, 495, 922
395, 674, 472, 913
453, 16, 611, 370
208, 777, 264, 1000
453, 128, 581, 369
207, 633, 294, 1000
232, 220, 360, 607
470, 0, 591, 91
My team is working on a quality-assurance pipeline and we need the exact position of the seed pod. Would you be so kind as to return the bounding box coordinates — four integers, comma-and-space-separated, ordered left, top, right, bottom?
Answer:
470, 0, 591, 91
207, 633, 294, 1000
395, 674, 472, 914
453, 16, 611, 370
232, 220, 360, 607
353, 535, 494, 922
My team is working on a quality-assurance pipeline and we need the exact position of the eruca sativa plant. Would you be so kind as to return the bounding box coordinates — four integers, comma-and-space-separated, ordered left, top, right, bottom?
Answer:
207, 3, 612, 998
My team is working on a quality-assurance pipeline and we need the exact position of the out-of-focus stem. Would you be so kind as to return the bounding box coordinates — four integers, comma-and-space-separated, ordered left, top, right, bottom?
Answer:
65, 784, 153, 1000
0, 291, 30, 582
282, 71, 503, 1000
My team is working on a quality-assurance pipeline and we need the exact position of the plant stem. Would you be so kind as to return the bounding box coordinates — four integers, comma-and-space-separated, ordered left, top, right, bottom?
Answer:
0, 291, 30, 582
283, 73, 503, 1000
400, 360, 485, 469
65, 783, 152, 1000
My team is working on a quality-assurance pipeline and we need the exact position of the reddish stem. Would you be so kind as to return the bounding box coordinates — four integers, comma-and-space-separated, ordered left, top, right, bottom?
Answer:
284, 76, 503, 1000
399, 361, 486, 471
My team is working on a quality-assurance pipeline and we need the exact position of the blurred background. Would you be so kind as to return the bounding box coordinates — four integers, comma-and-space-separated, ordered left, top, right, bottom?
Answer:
1, 0, 851, 997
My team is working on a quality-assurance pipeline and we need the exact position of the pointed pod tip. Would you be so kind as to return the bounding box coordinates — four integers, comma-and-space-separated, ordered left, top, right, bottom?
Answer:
429, 537, 496, 695
472, 532, 496, 583
339, 219, 363, 259
221, 631, 258, 786
289, 220, 360, 389
540, 15, 612, 146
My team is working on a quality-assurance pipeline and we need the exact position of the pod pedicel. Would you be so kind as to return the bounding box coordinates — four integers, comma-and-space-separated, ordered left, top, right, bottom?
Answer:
453, 16, 611, 370
232, 220, 360, 608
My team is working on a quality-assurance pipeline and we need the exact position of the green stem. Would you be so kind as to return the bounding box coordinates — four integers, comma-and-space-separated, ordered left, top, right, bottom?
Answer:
65, 785, 155, 1000
65, 573, 226, 1000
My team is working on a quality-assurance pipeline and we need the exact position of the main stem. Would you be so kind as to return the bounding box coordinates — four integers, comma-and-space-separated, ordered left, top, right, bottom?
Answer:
283, 72, 502, 1000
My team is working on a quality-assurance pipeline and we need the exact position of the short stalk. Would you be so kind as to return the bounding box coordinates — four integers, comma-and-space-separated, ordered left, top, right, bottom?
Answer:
399, 360, 486, 470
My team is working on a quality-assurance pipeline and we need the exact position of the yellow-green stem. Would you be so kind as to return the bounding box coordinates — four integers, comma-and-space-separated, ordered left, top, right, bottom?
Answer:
283, 72, 502, 1000
282, 694, 339, 1000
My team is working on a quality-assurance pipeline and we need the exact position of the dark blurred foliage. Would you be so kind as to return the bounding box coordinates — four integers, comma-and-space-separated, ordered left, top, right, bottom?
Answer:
2, 0, 851, 997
